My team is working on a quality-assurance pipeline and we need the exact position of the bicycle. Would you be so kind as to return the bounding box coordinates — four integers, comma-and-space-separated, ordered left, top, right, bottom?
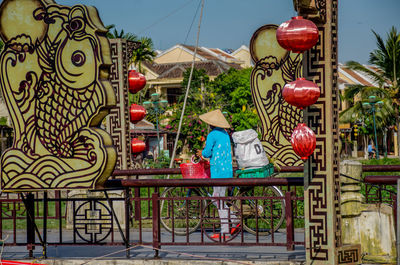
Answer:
159, 162, 285, 237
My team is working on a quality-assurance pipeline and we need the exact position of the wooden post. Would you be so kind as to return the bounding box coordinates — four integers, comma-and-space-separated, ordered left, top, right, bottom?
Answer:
298, 0, 343, 263
106, 39, 140, 172
152, 192, 160, 258
25, 193, 35, 258
285, 191, 294, 251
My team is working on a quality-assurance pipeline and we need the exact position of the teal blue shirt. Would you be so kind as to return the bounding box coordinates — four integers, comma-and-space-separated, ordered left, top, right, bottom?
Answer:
202, 127, 233, 179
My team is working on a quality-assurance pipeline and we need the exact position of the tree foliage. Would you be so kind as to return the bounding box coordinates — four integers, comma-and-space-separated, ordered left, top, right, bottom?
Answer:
106, 24, 138, 41
340, 27, 400, 128
164, 67, 259, 153
211, 68, 259, 131
340, 27, 400, 156
130, 37, 157, 73
105, 24, 156, 73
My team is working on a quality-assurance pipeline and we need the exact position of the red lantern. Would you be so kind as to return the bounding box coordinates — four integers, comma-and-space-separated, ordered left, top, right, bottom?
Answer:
130, 104, 146, 124
282, 78, 320, 109
128, 70, 146, 94
276, 16, 319, 53
131, 138, 146, 154
290, 123, 316, 160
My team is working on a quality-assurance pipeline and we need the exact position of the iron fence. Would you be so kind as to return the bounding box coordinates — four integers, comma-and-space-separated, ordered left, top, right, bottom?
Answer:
1, 164, 398, 259
0, 174, 305, 258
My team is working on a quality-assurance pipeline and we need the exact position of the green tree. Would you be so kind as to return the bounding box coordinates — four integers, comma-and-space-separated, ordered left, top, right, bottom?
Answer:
165, 68, 210, 152
211, 68, 259, 131
105, 25, 156, 105
164, 67, 259, 154
342, 27, 400, 157
106, 24, 138, 41
105, 24, 157, 73
130, 36, 157, 73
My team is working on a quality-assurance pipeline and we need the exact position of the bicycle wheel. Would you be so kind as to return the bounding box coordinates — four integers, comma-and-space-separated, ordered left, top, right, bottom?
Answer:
160, 187, 206, 236
235, 186, 285, 235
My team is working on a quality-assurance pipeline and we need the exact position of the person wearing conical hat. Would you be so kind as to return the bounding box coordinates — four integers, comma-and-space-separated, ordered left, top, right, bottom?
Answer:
196, 109, 239, 239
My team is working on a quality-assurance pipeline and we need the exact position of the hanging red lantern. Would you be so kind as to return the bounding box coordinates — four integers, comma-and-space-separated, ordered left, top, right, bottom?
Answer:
130, 104, 146, 124
131, 138, 146, 154
276, 16, 319, 53
282, 78, 320, 109
291, 123, 316, 160
128, 70, 146, 94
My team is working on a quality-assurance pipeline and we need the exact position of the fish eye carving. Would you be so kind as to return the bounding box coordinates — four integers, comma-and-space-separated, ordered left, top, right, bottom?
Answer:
71, 50, 86, 66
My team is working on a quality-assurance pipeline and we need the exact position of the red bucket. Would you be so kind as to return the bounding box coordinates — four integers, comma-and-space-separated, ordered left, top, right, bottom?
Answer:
180, 157, 211, 179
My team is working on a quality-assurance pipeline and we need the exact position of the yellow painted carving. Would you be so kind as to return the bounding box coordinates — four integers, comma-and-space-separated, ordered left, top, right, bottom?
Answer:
0, 0, 116, 190
250, 25, 303, 166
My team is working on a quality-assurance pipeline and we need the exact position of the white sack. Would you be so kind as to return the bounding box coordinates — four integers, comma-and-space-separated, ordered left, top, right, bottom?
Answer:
232, 129, 269, 169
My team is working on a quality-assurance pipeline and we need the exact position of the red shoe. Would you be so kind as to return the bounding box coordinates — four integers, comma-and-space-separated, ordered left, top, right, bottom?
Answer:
231, 223, 241, 235
210, 233, 230, 239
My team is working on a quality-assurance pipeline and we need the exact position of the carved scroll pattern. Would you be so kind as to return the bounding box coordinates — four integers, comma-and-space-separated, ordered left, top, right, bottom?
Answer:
250, 25, 303, 167
0, 0, 116, 190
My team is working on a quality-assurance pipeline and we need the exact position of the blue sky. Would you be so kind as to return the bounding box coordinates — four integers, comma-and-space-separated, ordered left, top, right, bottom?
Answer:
57, 0, 400, 64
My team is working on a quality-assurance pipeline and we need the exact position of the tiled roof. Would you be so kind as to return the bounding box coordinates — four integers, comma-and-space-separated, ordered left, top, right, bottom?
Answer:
143, 60, 242, 79
338, 64, 382, 87
209, 48, 236, 60
340, 67, 374, 86
181, 45, 217, 60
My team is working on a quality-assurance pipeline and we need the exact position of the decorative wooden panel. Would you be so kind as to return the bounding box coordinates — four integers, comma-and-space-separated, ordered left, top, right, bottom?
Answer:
300, 0, 342, 264
250, 25, 303, 167
106, 39, 140, 171
337, 245, 361, 264
0, 0, 116, 190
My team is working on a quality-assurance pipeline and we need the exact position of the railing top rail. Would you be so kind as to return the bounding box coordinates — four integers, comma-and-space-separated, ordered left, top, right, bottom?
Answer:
364, 175, 400, 185
111, 166, 304, 177
105, 177, 304, 188
112, 168, 181, 176
362, 165, 400, 172
111, 164, 400, 177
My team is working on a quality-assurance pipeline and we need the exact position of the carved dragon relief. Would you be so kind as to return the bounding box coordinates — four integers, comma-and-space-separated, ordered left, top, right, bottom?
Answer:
250, 25, 303, 166
0, 0, 116, 190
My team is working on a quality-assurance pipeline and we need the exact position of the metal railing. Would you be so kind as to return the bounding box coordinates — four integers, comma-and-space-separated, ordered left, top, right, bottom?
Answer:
2, 164, 399, 259
0, 168, 305, 258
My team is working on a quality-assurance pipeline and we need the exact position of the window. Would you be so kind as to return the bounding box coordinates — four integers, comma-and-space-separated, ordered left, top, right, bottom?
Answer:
167, 87, 183, 104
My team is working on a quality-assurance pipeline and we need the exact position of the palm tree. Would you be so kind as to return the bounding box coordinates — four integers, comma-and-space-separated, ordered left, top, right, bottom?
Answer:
130, 36, 157, 73
106, 24, 138, 41
340, 92, 394, 157
342, 27, 400, 157
105, 25, 156, 73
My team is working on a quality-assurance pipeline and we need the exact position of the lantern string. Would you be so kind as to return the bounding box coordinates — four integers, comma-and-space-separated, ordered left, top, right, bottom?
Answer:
177, 0, 202, 62
168, 0, 205, 174
137, 0, 196, 35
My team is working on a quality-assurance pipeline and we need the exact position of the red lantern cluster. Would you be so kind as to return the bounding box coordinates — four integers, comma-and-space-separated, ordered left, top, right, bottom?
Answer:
282, 78, 320, 109
276, 16, 319, 53
277, 16, 320, 160
131, 138, 146, 154
130, 104, 146, 124
128, 69, 147, 153
128, 70, 146, 94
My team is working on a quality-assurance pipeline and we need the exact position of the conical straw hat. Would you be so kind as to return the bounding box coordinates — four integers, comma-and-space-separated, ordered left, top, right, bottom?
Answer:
199, 109, 230, 128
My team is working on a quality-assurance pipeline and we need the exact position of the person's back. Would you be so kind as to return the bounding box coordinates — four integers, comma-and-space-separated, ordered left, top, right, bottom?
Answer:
368, 143, 376, 158
202, 127, 233, 179
197, 109, 237, 239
